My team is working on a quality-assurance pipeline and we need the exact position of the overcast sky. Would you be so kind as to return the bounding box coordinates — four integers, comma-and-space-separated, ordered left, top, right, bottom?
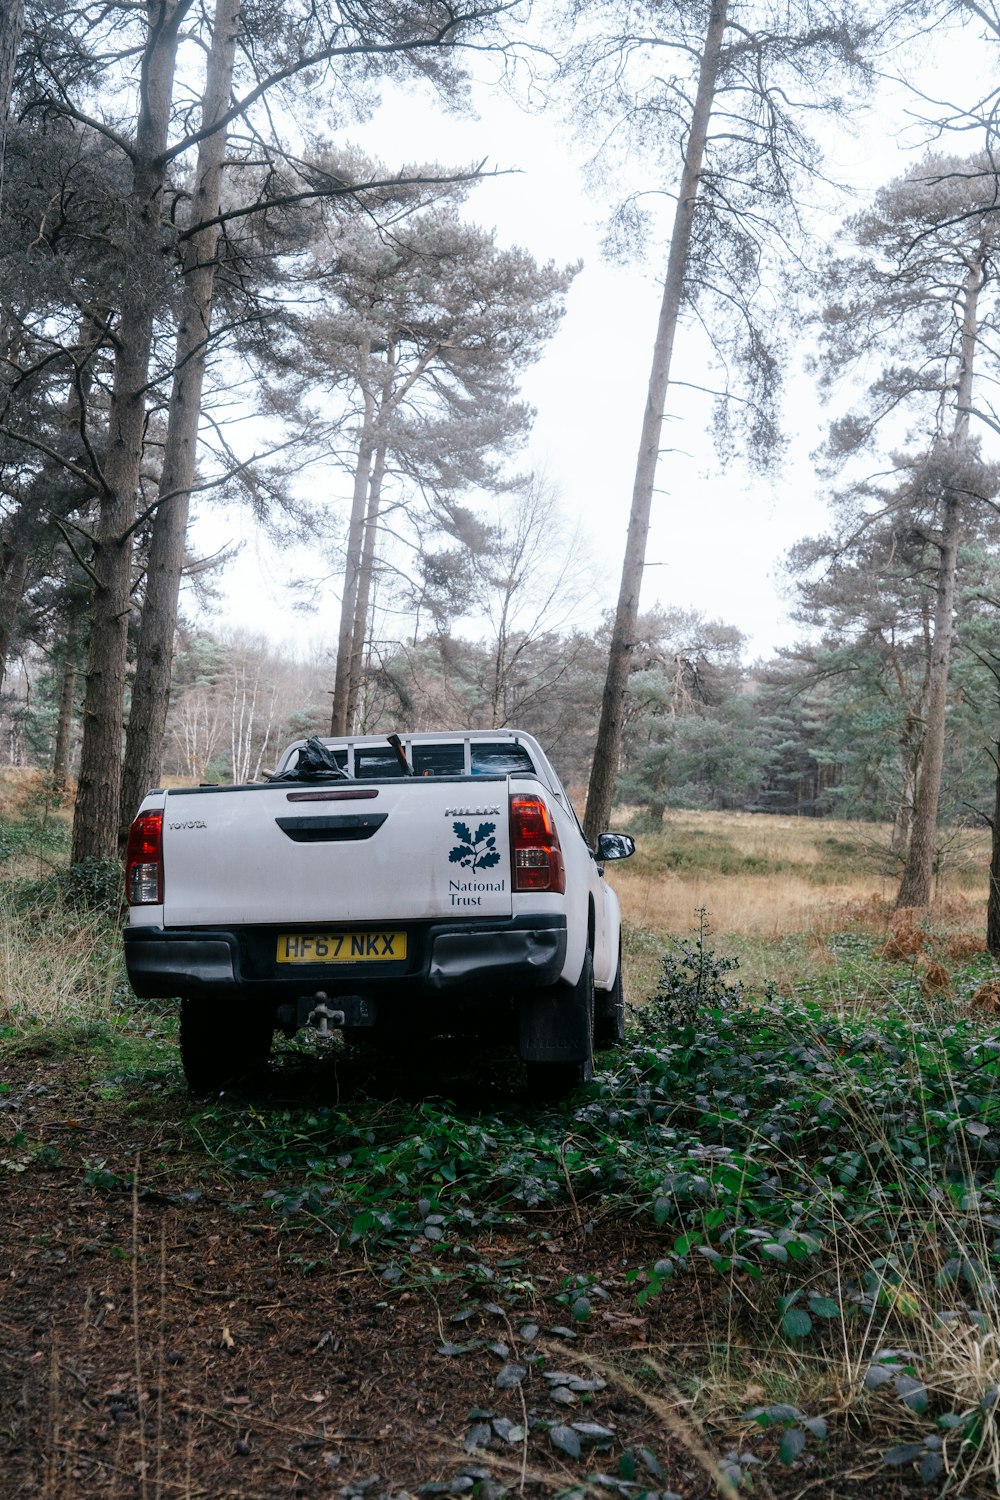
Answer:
190, 16, 992, 666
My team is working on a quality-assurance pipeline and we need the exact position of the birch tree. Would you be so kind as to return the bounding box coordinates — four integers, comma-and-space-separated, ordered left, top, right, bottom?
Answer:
562, 0, 873, 844
462, 478, 590, 728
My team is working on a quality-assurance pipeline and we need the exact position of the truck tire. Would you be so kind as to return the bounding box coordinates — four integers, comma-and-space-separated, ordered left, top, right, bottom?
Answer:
179, 999, 273, 1092
594, 939, 625, 1050
524, 948, 594, 1101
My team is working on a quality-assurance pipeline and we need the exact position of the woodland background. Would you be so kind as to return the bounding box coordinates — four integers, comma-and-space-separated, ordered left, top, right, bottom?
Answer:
4, 1, 1000, 912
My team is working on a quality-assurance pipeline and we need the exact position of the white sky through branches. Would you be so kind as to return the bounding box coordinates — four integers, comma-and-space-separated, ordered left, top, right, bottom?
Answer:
192, 20, 994, 668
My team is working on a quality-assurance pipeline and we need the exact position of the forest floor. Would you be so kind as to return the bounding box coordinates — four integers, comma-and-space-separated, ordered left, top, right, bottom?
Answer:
1, 1028, 936, 1500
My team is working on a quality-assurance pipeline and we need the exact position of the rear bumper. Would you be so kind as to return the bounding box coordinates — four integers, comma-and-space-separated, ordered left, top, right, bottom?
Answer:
123, 915, 567, 1002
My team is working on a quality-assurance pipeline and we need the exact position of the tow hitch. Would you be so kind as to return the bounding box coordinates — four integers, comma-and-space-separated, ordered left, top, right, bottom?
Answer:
276, 991, 377, 1037
307, 993, 345, 1038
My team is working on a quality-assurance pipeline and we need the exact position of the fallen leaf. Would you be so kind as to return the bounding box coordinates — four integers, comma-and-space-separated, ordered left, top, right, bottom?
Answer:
573, 1421, 616, 1441
550, 1424, 581, 1459
601, 1311, 646, 1328
220, 1327, 235, 1349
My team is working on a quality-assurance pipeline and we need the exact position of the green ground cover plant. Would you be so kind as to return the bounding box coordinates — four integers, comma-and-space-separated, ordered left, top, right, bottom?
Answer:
171, 919, 1000, 1492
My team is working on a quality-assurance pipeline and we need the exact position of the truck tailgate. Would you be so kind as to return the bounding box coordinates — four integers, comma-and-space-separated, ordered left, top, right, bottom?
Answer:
159, 780, 514, 927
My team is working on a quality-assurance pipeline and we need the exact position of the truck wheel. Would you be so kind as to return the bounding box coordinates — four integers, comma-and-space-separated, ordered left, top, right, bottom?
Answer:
594, 939, 625, 1050
179, 999, 273, 1092
524, 948, 594, 1101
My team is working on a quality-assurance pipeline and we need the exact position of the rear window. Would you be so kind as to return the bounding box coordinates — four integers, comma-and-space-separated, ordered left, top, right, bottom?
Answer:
354, 748, 406, 777
286, 738, 538, 778
411, 744, 465, 777
471, 743, 536, 776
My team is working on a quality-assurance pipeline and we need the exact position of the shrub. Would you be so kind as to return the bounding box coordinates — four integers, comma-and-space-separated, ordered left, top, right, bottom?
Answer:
637, 907, 743, 1034
10, 858, 125, 921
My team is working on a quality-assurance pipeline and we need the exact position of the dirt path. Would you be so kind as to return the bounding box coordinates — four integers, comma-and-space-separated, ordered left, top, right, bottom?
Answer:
0, 1043, 924, 1500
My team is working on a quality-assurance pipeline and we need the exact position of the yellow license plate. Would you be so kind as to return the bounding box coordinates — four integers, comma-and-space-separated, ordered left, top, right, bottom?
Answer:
276, 931, 407, 964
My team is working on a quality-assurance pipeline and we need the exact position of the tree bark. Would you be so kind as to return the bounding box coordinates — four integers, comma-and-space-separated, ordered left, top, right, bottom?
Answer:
52, 611, 80, 790
330, 364, 375, 735
890, 755, 916, 858
119, 0, 240, 845
0, 530, 29, 683
988, 742, 1000, 956
72, 2, 186, 865
582, 0, 729, 846
0, 0, 22, 138
344, 433, 388, 733
895, 492, 960, 906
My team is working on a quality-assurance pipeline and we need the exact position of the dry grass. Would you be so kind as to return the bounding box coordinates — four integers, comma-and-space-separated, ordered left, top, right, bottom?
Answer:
609, 862, 902, 939
606, 807, 988, 940
0, 766, 74, 818
0, 890, 125, 1027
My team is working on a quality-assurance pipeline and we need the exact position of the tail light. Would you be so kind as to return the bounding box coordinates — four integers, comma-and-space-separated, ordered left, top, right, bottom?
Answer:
509, 795, 565, 893
125, 810, 163, 905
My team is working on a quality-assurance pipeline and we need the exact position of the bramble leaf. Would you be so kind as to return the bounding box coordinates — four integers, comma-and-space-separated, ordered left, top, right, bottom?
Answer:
779, 1428, 807, 1464
883, 1442, 923, 1467
781, 1307, 813, 1339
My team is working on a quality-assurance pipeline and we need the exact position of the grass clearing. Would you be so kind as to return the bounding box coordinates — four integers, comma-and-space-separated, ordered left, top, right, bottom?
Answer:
606, 807, 989, 999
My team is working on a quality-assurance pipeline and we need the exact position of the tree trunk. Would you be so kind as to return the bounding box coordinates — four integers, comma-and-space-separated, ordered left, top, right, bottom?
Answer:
0, 533, 29, 684
72, 1, 185, 865
344, 433, 387, 733
0, 0, 22, 136
119, 0, 240, 845
896, 259, 982, 908
490, 573, 515, 728
895, 493, 960, 906
988, 744, 1000, 957
52, 612, 80, 790
890, 758, 916, 858
582, 0, 728, 846
330, 370, 375, 735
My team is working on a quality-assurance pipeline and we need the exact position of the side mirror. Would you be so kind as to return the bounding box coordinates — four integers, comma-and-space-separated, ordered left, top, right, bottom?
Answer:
595, 832, 636, 862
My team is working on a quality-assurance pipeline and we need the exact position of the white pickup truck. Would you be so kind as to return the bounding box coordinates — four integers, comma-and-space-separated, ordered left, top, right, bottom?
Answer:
123, 729, 635, 1095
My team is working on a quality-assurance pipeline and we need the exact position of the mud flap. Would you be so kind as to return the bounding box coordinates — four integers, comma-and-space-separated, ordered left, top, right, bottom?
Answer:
518, 983, 590, 1064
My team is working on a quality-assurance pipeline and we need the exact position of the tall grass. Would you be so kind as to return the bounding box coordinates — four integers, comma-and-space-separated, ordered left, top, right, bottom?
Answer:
0, 883, 127, 1028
